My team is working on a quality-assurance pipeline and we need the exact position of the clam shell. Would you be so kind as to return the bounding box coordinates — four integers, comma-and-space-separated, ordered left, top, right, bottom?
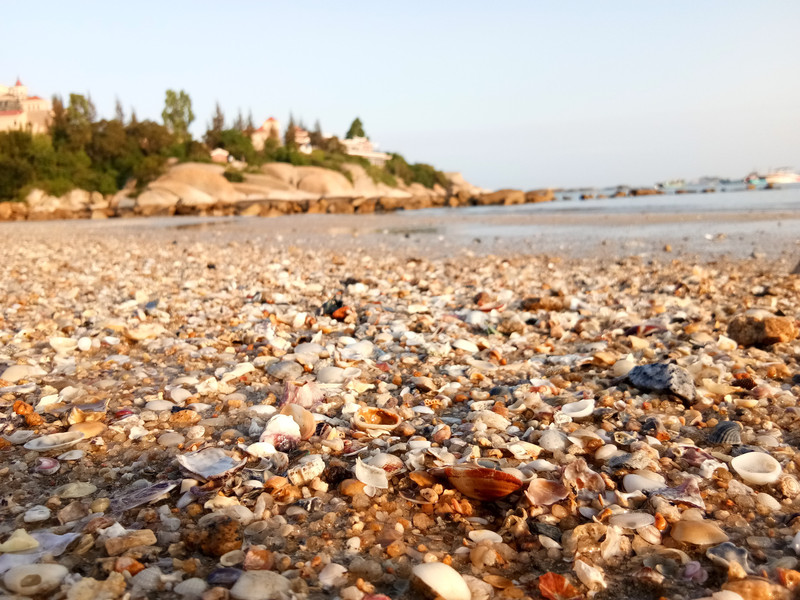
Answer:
431, 466, 523, 501
355, 457, 389, 489
23, 431, 85, 452
351, 406, 401, 433
561, 399, 595, 419
731, 452, 782, 485
177, 448, 246, 481
707, 421, 742, 445
411, 562, 471, 600
279, 404, 316, 440
259, 414, 301, 452
670, 520, 729, 545
3, 430, 35, 445
608, 512, 655, 530
524, 478, 569, 506
365, 452, 405, 475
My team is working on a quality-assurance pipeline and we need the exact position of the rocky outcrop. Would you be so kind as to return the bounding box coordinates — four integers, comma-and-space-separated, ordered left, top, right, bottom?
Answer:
478, 189, 526, 206
295, 167, 354, 197
526, 189, 555, 203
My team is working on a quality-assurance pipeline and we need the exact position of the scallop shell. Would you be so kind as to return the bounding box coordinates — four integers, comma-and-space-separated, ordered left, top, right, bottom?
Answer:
431, 466, 523, 501
707, 421, 742, 445
731, 452, 782, 485
561, 399, 595, 420
524, 478, 569, 506
279, 404, 316, 440
351, 406, 401, 433
177, 448, 246, 481
23, 431, 85, 452
110, 480, 178, 513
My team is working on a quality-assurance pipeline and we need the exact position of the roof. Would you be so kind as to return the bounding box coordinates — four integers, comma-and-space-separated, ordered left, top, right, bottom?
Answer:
266, 117, 276, 121
15, 78, 22, 86
26, 95, 42, 100
0, 110, 23, 116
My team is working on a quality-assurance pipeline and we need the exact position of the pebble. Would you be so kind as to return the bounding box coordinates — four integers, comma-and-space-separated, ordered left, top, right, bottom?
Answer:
3, 564, 68, 595
230, 571, 291, 600
158, 432, 186, 447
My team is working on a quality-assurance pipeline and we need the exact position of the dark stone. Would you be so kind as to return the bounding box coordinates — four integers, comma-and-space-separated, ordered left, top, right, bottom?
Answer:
627, 363, 696, 400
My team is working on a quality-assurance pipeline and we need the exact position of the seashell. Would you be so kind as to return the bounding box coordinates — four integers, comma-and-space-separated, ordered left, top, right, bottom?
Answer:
131, 567, 164, 592
574, 559, 607, 591
537, 430, 567, 452
779, 475, 800, 498
23, 431, 85, 452
230, 571, 291, 600
244, 442, 277, 459
411, 562, 472, 600
637, 525, 662, 545
34, 457, 60, 475
468, 530, 503, 544
3, 429, 35, 445
318, 563, 348, 588
609, 512, 655, 530
623, 473, 665, 493
55, 481, 97, 498
430, 466, 523, 501
58, 449, 85, 461
351, 406, 401, 433
24, 505, 52, 523
561, 399, 595, 419
0, 529, 40, 553
279, 404, 316, 440
110, 480, 178, 513
355, 457, 389, 490
220, 549, 245, 567
174, 577, 208, 598
177, 448, 246, 481
651, 478, 706, 510
3, 564, 68, 595
280, 381, 323, 409
287, 455, 325, 486
612, 356, 636, 377
731, 452, 782, 485
563, 459, 606, 493
259, 414, 301, 452
706, 542, 754, 573
365, 453, 405, 475
524, 478, 569, 506
708, 421, 743, 445
614, 431, 639, 446
670, 520, 729, 545
207, 567, 243, 585
627, 362, 696, 401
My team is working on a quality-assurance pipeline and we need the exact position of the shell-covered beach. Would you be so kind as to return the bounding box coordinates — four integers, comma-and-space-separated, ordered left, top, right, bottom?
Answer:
1, 214, 799, 600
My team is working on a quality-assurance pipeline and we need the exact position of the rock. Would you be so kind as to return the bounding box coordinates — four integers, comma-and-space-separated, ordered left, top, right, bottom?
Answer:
162, 162, 242, 204
341, 164, 382, 197
627, 362, 696, 400
66, 572, 127, 600
727, 309, 798, 346
151, 180, 216, 210
260, 162, 298, 186
136, 188, 179, 215
267, 361, 303, 380
230, 570, 291, 600
296, 166, 354, 197
241, 173, 295, 192
478, 189, 525, 206
1, 363, 47, 382
4, 564, 68, 595
105, 529, 158, 555
200, 517, 242, 557
525, 189, 555, 203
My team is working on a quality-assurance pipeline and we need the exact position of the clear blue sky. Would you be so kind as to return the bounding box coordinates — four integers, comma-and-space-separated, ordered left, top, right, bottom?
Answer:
3, 1, 799, 189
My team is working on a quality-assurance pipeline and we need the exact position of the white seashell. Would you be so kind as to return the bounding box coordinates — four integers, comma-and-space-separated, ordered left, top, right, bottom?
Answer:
468, 530, 502, 544
3, 429, 36, 445
245, 442, 277, 459
411, 562, 471, 600
623, 473, 665, 493
3, 564, 68, 595
318, 563, 348, 588
793, 531, 800, 555
365, 453, 405, 475
220, 549, 245, 566
537, 430, 567, 452
561, 399, 595, 419
612, 356, 636, 377
595, 444, 623, 462
230, 571, 291, 600
526, 459, 558, 472
23, 431, 85, 452
177, 448, 246, 481
539, 534, 562, 549
608, 512, 655, 530
24, 505, 52, 523
452, 339, 479, 354
1, 364, 47, 383
637, 524, 662, 545
259, 414, 301, 450
574, 559, 606, 590
731, 452, 782, 485
354, 457, 388, 489
144, 399, 174, 411
49, 336, 78, 354
131, 567, 164, 592
174, 577, 208, 598
55, 482, 97, 498
340, 340, 374, 361
287, 455, 325, 486
58, 449, 85, 461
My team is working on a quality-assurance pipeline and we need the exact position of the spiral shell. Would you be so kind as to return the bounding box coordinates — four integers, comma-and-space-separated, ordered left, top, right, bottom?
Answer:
707, 421, 742, 445
779, 475, 800, 498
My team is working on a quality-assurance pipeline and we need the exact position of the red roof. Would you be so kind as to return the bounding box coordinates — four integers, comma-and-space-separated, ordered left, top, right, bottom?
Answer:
15, 78, 22, 86
266, 117, 276, 121
26, 95, 42, 100
0, 110, 23, 116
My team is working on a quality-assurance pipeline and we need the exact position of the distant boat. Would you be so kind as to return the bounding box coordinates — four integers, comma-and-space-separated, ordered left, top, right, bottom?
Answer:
744, 172, 767, 186
765, 168, 800, 185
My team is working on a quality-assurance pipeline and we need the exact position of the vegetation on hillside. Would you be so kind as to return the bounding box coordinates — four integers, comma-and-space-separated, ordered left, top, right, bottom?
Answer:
0, 90, 449, 201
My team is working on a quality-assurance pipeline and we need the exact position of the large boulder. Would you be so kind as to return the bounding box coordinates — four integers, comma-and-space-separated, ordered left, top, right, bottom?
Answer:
136, 188, 179, 215
446, 171, 485, 196
242, 173, 294, 191
526, 189, 555, 203
261, 163, 298, 186
150, 180, 215, 209
478, 189, 525, 205
232, 184, 319, 202
295, 166, 354, 197
341, 164, 382, 198
157, 162, 242, 204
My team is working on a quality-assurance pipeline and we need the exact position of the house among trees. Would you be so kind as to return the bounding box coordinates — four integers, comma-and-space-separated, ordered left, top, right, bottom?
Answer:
210, 147, 231, 164
0, 79, 52, 134
293, 126, 312, 154
341, 136, 390, 167
251, 117, 281, 151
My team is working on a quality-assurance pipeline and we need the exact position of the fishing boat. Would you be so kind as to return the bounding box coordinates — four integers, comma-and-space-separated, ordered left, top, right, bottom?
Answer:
764, 168, 800, 185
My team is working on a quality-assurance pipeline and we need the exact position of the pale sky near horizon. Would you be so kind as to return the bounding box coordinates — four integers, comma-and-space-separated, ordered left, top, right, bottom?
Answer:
3, 1, 799, 190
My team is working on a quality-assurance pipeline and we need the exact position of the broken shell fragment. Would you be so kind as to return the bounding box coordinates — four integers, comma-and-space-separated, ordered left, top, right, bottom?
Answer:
731, 452, 782, 485
524, 478, 569, 506
259, 414, 302, 452
23, 431, 85, 452
411, 562, 472, 600
670, 520, 729, 545
279, 404, 316, 440
287, 455, 325, 486
608, 512, 655, 530
177, 448, 246, 481
355, 457, 389, 489
351, 406, 401, 433
431, 466, 523, 501
561, 399, 595, 420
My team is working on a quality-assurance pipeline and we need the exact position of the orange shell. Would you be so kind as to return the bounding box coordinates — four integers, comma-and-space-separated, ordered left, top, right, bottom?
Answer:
538, 572, 581, 600
431, 466, 523, 501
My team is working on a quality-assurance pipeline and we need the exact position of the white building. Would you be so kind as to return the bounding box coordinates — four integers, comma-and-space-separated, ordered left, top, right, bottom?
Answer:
341, 136, 390, 166
0, 79, 52, 134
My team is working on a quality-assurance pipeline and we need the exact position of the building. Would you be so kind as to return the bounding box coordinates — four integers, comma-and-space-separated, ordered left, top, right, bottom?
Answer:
293, 126, 312, 154
341, 136, 390, 167
210, 147, 231, 164
251, 117, 281, 151
0, 79, 52, 134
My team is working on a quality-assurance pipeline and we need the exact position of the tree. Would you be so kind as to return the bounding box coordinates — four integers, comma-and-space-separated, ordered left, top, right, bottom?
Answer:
58, 93, 96, 151
233, 109, 244, 131
245, 110, 255, 135
284, 113, 297, 149
161, 89, 195, 143
309, 119, 324, 148
205, 102, 225, 148
346, 117, 365, 139
114, 97, 125, 123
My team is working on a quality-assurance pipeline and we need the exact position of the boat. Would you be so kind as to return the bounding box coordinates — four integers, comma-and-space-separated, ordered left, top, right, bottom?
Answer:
744, 172, 767, 186
764, 168, 800, 185
655, 179, 686, 191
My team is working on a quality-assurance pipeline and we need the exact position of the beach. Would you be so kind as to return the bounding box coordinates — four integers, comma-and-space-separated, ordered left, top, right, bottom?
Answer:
0, 207, 799, 600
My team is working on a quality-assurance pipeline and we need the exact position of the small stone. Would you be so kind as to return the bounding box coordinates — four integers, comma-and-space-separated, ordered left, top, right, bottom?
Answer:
1, 364, 46, 383
267, 361, 303, 381
66, 572, 127, 600
728, 309, 798, 346
4, 564, 68, 595
0, 529, 39, 553
230, 570, 291, 600
339, 479, 366, 497
386, 540, 406, 557
56, 482, 97, 499
628, 363, 696, 400
200, 517, 243, 557
158, 432, 186, 447
58, 501, 89, 524
24, 505, 52, 523
105, 529, 158, 555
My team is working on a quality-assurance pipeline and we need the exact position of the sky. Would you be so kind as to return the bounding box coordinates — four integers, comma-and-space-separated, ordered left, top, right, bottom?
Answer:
3, 1, 799, 190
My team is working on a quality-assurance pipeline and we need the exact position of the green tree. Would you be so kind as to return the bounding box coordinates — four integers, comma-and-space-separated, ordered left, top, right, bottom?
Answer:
205, 102, 225, 148
161, 89, 195, 143
61, 93, 96, 151
309, 119, 324, 148
284, 113, 297, 150
217, 129, 256, 163
114, 97, 125, 123
345, 117, 365, 139
233, 109, 244, 131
